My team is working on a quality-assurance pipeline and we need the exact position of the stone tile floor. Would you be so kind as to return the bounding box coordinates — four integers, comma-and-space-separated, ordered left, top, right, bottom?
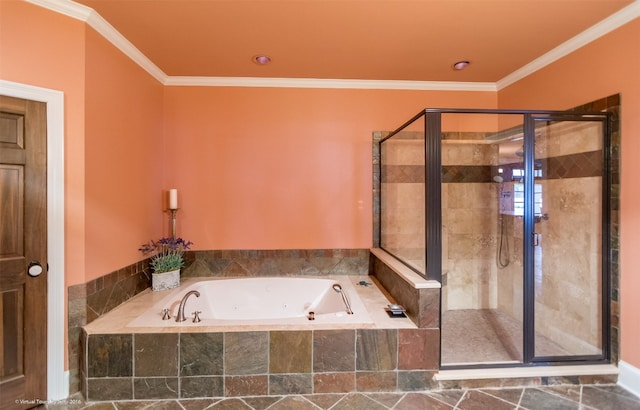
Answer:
41, 384, 640, 409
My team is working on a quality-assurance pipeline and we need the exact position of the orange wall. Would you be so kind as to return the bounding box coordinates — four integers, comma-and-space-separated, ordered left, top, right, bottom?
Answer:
84, 29, 165, 278
1, 2, 165, 285
162, 87, 496, 249
0, 1, 87, 286
498, 19, 640, 368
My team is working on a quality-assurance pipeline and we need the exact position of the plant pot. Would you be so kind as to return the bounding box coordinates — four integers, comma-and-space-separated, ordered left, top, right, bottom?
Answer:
152, 269, 180, 291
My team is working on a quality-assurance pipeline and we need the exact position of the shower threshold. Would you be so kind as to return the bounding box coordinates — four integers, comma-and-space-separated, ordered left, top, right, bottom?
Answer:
435, 363, 618, 382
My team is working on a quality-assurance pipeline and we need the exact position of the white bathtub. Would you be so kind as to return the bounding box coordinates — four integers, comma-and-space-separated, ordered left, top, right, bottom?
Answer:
127, 277, 373, 327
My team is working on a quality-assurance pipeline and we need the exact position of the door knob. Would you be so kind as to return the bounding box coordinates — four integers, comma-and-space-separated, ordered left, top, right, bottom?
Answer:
27, 261, 43, 277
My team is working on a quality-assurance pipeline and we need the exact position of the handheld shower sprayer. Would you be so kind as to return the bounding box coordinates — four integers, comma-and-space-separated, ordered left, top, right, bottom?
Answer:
494, 174, 510, 268
332, 283, 353, 315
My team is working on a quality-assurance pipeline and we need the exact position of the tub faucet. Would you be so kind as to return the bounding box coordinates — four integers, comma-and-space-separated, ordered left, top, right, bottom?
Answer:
176, 290, 200, 322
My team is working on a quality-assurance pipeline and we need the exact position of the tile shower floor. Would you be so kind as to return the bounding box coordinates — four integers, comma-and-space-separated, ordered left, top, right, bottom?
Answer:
41, 385, 640, 409
442, 309, 570, 365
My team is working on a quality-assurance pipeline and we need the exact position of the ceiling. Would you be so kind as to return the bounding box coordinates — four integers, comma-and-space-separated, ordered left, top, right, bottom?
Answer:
72, 0, 636, 83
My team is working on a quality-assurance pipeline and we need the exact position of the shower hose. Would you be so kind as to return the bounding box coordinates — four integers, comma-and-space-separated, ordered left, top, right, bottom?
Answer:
497, 215, 510, 268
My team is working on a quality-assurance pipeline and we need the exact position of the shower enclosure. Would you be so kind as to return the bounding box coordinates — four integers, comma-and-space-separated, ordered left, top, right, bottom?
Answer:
379, 108, 611, 368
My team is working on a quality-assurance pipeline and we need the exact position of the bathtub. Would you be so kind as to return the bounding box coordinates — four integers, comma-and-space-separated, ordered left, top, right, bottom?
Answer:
127, 276, 373, 327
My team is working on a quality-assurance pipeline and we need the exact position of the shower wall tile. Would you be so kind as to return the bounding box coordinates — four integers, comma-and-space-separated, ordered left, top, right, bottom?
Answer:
380, 164, 424, 183
442, 131, 490, 141
446, 208, 496, 235
535, 120, 603, 159
446, 260, 497, 310
533, 177, 603, 351
382, 139, 424, 165
442, 142, 497, 167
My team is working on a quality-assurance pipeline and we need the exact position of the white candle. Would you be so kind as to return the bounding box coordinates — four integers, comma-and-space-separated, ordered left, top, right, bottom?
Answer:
169, 189, 178, 209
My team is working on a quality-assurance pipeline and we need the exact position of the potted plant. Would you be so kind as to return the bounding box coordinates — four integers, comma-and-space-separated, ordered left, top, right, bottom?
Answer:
139, 237, 193, 291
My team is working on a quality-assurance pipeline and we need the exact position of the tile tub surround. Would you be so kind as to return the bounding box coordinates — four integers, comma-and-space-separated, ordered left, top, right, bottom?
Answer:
82, 328, 441, 401
127, 277, 374, 328
181, 249, 371, 278
82, 276, 414, 334
67, 259, 150, 393
67, 248, 370, 394
81, 276, 440, 401
369, 248, 441, 329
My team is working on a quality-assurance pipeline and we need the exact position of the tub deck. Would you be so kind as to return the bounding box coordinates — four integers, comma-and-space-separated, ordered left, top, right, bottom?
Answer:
84, 275, 417, 334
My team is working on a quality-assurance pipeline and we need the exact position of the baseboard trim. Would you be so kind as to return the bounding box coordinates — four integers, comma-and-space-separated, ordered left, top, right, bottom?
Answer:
618, 360, 640, 398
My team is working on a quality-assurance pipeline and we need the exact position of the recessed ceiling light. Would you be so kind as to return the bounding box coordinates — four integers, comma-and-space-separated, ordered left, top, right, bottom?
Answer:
453, 60, 470, 70
253, 55, 272, 65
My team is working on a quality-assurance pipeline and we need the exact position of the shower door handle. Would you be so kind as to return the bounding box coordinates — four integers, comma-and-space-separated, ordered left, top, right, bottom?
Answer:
533, 233, 541, 247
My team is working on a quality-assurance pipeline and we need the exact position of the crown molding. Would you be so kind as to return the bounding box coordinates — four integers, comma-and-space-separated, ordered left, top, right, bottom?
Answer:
27, 0, 640, 91
497, 0, 640, 90
25, 0, 167, 83
164, 76, 497, 91
25, 0, 92, 20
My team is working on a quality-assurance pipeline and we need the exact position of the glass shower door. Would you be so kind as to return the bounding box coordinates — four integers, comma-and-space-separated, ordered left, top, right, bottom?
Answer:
382, 108, 611, 369
440, 112, 526, 366
529, 116, 607, 361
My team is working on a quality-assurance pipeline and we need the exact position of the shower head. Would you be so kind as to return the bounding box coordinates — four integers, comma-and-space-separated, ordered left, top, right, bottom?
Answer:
516, 145, 525, 157
493, 176, 504, 183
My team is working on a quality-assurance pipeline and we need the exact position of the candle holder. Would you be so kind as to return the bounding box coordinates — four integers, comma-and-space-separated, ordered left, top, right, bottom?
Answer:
168, 208, 179, 239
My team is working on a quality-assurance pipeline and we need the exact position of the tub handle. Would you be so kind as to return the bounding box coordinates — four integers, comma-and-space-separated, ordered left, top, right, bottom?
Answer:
192, 311, 202, 323
162, 308, 171, 320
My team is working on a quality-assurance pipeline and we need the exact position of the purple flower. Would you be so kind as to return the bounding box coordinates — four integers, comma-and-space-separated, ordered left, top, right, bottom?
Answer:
139, 237, 193, 273
139, 237, 193, 255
